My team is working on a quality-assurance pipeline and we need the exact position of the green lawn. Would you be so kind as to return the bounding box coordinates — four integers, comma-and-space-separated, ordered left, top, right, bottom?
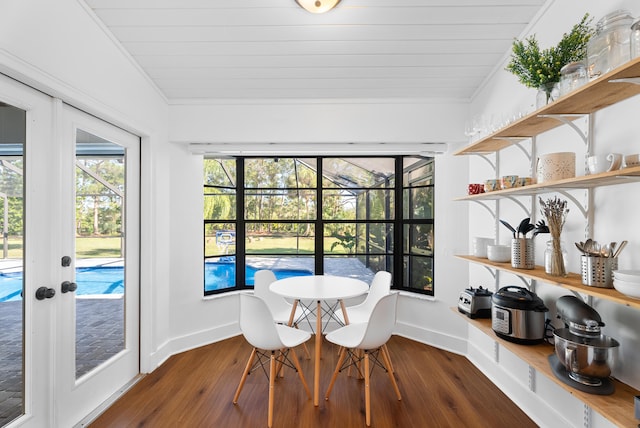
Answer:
205, 235, 350, 256
0, 236, 123, 260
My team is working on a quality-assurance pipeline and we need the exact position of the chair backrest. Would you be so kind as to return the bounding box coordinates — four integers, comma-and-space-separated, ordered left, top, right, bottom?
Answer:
253, 269, 291, 314
239, 293, 284, 351
360, 271, 392, 311
358, 292, 398, 350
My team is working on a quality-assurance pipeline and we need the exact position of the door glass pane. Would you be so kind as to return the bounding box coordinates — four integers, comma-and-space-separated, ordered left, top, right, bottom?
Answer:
0, 102, 25, 426
75, 130, 125, 378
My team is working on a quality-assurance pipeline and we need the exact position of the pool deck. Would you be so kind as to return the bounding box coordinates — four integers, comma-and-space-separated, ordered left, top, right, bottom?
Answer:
0, 258, 124, 426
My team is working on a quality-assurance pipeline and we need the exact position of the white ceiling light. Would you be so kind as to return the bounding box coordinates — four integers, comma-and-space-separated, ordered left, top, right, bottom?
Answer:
295, 0, 341, 14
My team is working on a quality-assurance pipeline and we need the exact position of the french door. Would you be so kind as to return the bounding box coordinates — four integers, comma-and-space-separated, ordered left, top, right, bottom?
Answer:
0, 74, 140, 427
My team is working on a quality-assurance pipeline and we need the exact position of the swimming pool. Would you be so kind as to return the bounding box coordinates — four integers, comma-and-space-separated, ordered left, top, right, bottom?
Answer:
0, 266, 124, 302
205, 261, 312, 292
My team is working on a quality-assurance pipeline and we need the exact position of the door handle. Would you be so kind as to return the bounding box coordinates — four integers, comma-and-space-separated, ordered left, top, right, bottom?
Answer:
61, 281, 77, 293
35, 287, 56, 300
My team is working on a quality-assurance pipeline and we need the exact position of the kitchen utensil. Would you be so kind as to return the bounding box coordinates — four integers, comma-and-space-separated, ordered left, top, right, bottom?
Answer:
511, 238, 534, 269
612, 240, 628, 258
458, 286, 493, 318
553, 296, 620, 390
581, 255, 618, 288
553, 328, 620, 385
491, 286, 548, 344
574, 242, 586, 255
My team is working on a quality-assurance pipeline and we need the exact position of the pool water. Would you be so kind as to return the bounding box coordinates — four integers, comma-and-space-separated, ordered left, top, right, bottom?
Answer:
205, 262, 312, 292
0, 266, 124, 302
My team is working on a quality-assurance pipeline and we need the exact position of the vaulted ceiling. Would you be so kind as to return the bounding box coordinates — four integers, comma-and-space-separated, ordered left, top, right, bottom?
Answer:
85, 0, 547, 102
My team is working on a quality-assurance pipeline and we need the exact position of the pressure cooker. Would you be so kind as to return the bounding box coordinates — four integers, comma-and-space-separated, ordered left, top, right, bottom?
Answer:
491, 286, 548, 344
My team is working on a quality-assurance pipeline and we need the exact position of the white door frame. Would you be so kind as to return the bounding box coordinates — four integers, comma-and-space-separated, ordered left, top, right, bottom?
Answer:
54, 102, 140, 427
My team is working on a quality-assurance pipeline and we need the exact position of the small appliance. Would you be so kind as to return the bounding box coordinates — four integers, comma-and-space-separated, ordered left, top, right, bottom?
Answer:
549, 295, 619, 395
491, 286, 548, 344
458, 286, 492, 319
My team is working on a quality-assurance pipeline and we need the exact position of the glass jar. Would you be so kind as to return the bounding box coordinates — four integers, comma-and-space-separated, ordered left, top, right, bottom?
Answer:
559, 62, 588, 96
544, 239, 568, 277
587, 10, 634, 78
632, 18, 640, 59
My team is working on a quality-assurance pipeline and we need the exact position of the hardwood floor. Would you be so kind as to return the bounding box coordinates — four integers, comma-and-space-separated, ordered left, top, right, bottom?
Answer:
89, 335, 537, 428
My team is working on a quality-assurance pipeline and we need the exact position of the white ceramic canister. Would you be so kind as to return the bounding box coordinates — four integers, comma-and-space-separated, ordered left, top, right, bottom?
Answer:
536, 152, 576, 183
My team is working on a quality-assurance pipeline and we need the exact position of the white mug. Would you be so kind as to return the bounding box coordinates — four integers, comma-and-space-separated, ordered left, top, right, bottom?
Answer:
587, 153, 622, 174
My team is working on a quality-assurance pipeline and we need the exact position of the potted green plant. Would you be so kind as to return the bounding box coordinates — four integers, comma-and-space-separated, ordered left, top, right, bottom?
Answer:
506, 13, 594, 106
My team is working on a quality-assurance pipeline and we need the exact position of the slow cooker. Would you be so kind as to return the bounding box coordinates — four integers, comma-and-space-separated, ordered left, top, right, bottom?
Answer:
491, 286, 548, 344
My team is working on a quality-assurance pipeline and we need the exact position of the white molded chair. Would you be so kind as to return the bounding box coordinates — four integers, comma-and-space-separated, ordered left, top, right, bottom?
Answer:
254, 269, 310, 359
337, 270, 392, 325
254, 269, 308, 325
233, 293, 312, 428
324, 292, 401, 427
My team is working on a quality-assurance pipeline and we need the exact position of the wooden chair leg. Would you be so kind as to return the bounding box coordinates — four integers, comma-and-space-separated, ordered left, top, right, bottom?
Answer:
324, 347, 347, 400
364, 351, 371, 427
233, 348, 256, 404
294, 323, 312, 359
290, 347, 312, 399
380, 346, 402, 400
382, 344, 394, 373
268, 352, 275, 428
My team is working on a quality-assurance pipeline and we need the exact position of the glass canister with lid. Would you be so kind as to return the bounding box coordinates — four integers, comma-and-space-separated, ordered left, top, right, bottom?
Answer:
558, 61, 588, 96
632, 18, 640, 59
586, 10, 634, 78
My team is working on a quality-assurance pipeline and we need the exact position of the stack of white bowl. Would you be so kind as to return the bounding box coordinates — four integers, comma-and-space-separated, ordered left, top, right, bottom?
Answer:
612, 270, 640, 299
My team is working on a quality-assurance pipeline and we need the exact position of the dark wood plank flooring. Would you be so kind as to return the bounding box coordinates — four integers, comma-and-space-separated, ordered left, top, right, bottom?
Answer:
89, 335, 537, 427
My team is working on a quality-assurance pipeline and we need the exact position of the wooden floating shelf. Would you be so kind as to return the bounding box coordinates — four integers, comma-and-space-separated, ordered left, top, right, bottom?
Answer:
455, 255, 640, 310
455, 57, 640, 156
455, 166, 640, 201
453, 309, 640, 428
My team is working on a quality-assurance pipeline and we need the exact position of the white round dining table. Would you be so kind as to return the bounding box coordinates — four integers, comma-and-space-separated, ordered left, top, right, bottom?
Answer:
270, 275, 368, 406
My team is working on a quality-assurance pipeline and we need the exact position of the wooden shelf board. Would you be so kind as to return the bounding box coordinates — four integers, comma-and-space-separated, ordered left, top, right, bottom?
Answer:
455, 57, 640, 156
453, 309, 640, 427
456, 255, 640, 310
455, 166, 640, 201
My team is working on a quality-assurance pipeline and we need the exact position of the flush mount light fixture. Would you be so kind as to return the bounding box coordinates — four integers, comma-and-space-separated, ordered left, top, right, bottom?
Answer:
295, 0, 341, 14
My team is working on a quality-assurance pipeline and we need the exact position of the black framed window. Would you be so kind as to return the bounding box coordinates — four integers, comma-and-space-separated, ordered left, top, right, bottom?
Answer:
203, 156, 434, 296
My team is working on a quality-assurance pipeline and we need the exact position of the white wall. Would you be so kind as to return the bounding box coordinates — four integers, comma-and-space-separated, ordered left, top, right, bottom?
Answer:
468, 1, 640, 426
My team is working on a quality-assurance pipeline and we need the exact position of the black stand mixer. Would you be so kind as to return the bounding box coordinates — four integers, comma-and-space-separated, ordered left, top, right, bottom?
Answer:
549, 295, 620, 395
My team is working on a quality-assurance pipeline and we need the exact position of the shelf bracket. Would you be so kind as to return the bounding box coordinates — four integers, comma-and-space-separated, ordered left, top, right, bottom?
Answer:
528, 366, 536, 392
471, 153, 496, 172
469, 200, 496, 219
513, 142, 532, 163
608, 77, 640, 85
503, 196, 532, 217
583, 404, 592, 428
537, 114, 588, 146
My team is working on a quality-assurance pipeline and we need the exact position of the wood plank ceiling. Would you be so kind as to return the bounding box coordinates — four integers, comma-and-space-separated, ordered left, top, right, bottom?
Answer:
85, 0, 546, 102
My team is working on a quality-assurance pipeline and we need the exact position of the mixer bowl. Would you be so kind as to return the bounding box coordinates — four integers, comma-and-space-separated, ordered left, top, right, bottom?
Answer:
553, 328, 619, 385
